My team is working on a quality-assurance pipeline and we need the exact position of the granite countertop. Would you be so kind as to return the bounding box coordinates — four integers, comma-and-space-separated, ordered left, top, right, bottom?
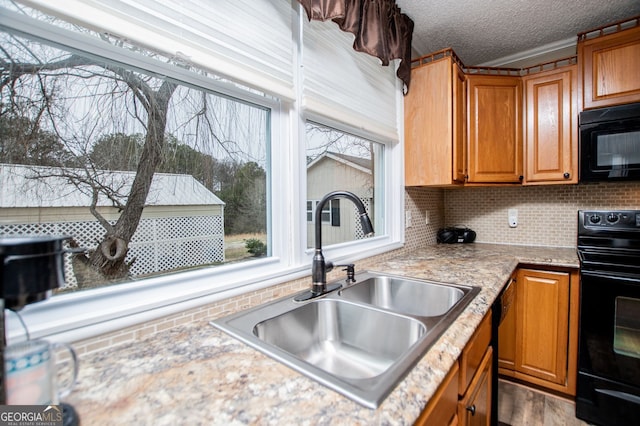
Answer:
65, 243, 579, 425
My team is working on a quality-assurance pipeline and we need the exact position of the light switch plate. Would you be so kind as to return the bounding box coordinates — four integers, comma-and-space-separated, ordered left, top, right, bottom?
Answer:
405, 210, 412, 228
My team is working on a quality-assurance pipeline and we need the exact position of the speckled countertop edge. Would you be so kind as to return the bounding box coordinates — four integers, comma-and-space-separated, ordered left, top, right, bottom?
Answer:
65, 243, 579, 425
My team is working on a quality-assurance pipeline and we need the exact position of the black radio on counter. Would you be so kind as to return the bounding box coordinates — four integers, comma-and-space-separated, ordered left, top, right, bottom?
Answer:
437, 227, 477, 244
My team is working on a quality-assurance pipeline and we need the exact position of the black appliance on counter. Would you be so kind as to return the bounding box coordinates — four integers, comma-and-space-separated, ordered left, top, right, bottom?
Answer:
437, 227, 476, 244
579, 102, 640, 182
576, 210, 640, 425
0, 235, 79, 423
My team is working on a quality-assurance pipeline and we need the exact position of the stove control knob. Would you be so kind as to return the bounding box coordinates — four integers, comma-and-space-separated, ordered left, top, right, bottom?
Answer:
607, 213, 619, 223
589, 215, 601, 224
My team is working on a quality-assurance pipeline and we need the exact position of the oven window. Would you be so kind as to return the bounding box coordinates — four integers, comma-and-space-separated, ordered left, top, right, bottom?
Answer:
614, 296, 640, 360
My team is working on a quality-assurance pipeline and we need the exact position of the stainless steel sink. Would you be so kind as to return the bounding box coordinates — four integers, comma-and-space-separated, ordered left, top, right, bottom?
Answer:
210, 271, 479, 408
254, 299, 426, 380
338, 274, 466, 317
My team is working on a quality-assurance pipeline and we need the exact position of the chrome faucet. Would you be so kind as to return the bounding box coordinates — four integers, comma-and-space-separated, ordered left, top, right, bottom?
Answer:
296, 191, 374, 301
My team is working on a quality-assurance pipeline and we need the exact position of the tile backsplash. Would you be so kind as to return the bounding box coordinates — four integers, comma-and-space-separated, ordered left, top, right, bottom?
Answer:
443, 181, 640, 247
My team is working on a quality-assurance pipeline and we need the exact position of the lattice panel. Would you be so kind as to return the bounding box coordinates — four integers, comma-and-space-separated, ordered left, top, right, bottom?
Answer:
0, 215, 224, 289
353, 198, 372, 240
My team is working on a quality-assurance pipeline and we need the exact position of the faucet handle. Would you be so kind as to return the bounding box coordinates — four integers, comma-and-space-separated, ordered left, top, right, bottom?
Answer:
336, 263, 356, 283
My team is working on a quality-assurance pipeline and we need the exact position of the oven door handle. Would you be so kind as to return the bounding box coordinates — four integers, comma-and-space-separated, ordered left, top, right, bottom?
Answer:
595, 388, 640, 405
580, 269, 640, 283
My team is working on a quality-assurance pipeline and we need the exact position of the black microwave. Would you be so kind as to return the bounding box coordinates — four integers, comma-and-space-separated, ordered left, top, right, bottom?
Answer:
579, 102, 640, 182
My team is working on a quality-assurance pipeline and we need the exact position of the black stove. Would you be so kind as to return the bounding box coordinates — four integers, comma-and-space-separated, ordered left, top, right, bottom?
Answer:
578, 210, 640, 275
576, 210, 640, 426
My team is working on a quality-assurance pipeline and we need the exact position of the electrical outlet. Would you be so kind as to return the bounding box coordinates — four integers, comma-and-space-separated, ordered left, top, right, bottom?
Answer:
405, 210, 412, 228
508, 209, 518, 228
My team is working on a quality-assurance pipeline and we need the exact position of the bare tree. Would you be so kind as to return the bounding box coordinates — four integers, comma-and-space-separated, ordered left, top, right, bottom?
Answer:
1, 27, 268, 287
1, 32, 179, 284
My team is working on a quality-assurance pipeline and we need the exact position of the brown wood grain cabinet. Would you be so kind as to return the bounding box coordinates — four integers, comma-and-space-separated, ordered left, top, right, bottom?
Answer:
579, 24, 640, 110
459, 347, 492, 426
405, 19, 639, 187
522, 66, 578, 185
415, 362, 459, 426
498, 267, 580, 395
466, 75, 523, 184
404, 56, 466, 186
458, 312, 493, 426
416, 311, 492, 425
516, 268, 569, 385
497, 275, 516, 371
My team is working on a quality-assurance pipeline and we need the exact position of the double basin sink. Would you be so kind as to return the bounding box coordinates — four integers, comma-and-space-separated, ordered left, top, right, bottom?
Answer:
210, 271, 479, 408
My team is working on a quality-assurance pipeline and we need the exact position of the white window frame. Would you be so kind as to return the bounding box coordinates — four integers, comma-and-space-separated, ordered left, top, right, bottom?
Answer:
2, 3, 405, 344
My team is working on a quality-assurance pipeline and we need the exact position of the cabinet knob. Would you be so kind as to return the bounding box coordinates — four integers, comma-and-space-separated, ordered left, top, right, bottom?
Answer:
466, 405, 476, 416
563, 172, 570, 179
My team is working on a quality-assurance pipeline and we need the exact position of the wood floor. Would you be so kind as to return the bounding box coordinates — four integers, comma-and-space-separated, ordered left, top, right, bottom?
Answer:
498, 380, 589, 426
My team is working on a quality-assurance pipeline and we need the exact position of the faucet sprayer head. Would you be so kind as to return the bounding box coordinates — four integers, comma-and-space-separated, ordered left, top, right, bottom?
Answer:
359, 212, 374, 237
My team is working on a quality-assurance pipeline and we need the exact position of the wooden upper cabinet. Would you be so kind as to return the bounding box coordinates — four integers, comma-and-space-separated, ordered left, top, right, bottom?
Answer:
453, 64, 467, 183
522, 65, 578, 185
579, 24, 640, 109
466, 75, 523, 183
404, 55, 466, 186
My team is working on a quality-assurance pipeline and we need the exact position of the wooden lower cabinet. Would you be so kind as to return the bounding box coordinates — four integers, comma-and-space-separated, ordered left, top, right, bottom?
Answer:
416, 311, 493, 426
497, 275, 516, 371
498, 267, 580, 395
415, 362, 459, 426
458, 312, 493, 426
458, 347, 492, 426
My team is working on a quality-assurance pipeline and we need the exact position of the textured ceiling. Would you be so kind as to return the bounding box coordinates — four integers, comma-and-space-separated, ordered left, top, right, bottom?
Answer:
396, 0, 640, 66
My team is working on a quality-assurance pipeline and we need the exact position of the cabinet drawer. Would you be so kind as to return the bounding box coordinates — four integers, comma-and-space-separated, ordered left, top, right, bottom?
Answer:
415, 361, 459, 426
459, 311, 492, 393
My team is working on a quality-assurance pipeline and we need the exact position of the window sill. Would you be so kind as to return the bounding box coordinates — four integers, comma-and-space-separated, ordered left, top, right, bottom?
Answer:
6, 240, 403, 344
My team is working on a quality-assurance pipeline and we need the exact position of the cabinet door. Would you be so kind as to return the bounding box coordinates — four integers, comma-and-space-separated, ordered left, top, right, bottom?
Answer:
415, 362, 459, 426
459, 347, 492, 426
467, 75, 522, 183
579, 25, 640, 109
522, 66, 577, 184
405, 57, 462, 186
515, 268, 570, 385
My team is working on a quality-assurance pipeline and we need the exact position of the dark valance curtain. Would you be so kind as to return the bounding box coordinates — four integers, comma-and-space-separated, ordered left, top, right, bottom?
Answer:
297, 0, 414, 94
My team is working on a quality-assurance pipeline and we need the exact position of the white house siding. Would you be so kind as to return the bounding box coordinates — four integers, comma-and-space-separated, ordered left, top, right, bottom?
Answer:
307, 155, 373, 247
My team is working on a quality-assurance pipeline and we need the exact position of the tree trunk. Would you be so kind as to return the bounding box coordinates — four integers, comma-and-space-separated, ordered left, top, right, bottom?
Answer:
85, 80, 177, 282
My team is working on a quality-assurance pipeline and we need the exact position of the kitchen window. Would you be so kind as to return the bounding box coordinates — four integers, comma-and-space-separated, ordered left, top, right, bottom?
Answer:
306, 122, 383, 248
0, 19, 272, 292
0, 0, 403, 342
